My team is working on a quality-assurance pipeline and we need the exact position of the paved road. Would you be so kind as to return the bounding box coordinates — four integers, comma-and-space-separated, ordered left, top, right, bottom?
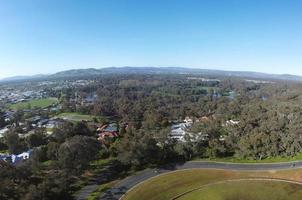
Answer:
99, 160, 302, 200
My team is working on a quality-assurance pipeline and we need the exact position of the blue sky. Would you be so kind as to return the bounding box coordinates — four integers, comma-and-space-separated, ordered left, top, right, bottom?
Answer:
0, 0, 302, 78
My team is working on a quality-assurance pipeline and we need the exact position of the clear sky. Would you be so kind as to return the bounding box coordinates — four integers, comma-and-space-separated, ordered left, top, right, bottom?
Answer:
0, 0, 302, 78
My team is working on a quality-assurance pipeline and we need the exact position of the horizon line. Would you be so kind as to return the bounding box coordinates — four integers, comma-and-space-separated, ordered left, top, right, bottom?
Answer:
0, 66, 301, 80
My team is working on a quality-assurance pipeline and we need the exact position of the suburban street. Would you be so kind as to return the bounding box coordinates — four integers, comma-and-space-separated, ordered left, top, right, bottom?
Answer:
98, 160, 302, 200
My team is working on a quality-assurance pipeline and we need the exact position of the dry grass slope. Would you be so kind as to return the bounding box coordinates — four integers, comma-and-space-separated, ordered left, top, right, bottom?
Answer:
122, 169, 302, 200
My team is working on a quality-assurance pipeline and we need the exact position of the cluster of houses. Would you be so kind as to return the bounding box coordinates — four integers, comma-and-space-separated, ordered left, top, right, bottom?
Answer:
170, 116, 240, 142
0, 111, 15, 138
0, 88, 45, 105
1, 110, 15, 123
0, 149, 33, 165
170, 117, 212, 142
0, 127, 9, 138
187, 77, 221, 82
71, 80, 96, 87
245, 79, 274, 84
73, 92, 98, 106
170, 117, 194, 142
25, 116, 64, 135
0, 115, 64, 139
52, 79, 96, 90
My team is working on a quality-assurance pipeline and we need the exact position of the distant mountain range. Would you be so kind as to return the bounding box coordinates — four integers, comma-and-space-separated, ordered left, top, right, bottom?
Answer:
1, 67, 302, 82
0, 74, 48, 82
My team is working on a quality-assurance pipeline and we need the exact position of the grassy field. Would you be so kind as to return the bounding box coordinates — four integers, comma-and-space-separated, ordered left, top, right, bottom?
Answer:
122, 169, 302, 200
56, 112, 102, 122
195, 86, 218, 91
195, 153, 302, 163
0, 150, 8, 154
178, 180, 302, 200
10, 98, 58, 110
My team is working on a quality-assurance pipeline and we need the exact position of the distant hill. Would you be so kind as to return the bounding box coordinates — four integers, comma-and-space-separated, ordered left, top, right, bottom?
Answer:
0, 74, 47, 82
52, 68, 102, 78
2, 67, 302, 82
51, 67, 302, 81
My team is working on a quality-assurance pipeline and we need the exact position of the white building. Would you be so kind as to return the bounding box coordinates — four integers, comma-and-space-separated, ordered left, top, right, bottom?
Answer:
225, 120, 240, 126
0, 127, 9, 138
1, 150, 33, 164
170, 117, 193, 142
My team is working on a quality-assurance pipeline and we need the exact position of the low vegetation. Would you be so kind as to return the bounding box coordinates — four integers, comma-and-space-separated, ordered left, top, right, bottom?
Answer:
196, 152, 302, 163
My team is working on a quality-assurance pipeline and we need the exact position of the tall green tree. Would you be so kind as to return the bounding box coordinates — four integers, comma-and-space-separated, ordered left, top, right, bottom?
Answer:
58, 135, 100, 173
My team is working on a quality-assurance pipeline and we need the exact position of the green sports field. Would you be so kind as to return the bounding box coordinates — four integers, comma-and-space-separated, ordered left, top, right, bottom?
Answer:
56, 112, 100, 122
122, 169, 302, 200
9, 98, 58, 110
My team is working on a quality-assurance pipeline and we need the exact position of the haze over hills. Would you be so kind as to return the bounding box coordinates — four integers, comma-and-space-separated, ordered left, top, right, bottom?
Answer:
1, 67, 302, 82
0, 74, 48, 82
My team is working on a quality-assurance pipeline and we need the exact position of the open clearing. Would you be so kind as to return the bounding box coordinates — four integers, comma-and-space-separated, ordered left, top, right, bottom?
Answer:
56, 112, 100, 122
10, 98, 58, 110
122, 169, 302, 200
178, 180, 302, 200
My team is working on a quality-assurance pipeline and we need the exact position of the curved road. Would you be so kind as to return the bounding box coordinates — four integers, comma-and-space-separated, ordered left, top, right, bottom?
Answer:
99, 160, 302, 200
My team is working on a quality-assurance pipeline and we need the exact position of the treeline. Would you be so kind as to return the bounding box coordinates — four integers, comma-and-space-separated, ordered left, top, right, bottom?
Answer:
56, 74, 302, 161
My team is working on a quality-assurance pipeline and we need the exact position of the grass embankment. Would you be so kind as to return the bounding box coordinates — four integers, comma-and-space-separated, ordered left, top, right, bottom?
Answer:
72, 158, 113, 198
195, 153, 302, 163
122, 169, 302, 200
0, 150, 8, 154
178, 180, 302, 200
87, 180, 118, 200
74, 157, 125, 199
10, 98, 58, 110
